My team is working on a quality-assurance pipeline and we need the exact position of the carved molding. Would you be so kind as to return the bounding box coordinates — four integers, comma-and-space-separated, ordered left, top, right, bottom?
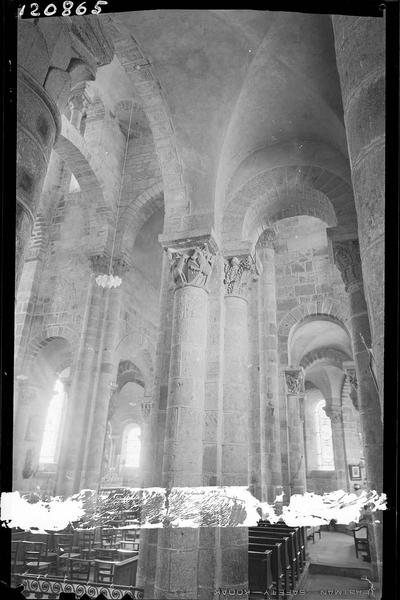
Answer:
167, 243, 215, 290
284, 368, 305, 396
223, 254, 257, 296
332, 239, 363, 293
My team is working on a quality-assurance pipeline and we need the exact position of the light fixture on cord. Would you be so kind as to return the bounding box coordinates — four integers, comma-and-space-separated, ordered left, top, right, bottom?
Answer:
96, 100, 135, 289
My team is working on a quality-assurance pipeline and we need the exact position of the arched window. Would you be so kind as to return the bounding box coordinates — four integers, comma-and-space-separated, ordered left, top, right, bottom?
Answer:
315, 400, 335, 470
121, 424, 141, 468
39, 375, 67, 464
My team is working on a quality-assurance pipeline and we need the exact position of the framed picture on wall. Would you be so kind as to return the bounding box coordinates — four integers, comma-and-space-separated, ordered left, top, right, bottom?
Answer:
349, 464, 362, 480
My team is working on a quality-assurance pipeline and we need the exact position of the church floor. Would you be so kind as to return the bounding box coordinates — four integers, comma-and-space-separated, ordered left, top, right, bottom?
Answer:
300, 531, 376, 599
308, 531, 372, 572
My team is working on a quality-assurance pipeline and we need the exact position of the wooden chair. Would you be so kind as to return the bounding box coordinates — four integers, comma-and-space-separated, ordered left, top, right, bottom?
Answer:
306, 526, 321, 543
352, 525, 371, 562
77, 529, 96, 559
94, 547, 118, 561
100, 527, 118, 548
54, 534, 81, 575
11, 541, 24, 573
94, 559, 115, 584
68, 558, 92, 581
22, 541, 52, 574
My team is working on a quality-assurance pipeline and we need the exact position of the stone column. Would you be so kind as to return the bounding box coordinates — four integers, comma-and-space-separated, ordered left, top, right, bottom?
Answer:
17, 67, 61, 287
342, 365, 364, 470
214, 254, 256, 598
332, 239, 383, 582
332, 16, 385, 406
332, 239, 383, 493
284, 368, 307, 495
248, 271, 261, 501
257, 229, 282, 503
153, 241, 215, 600
80, 257, 129, 491
324, 403, 349, 492
137, 251, 173, 597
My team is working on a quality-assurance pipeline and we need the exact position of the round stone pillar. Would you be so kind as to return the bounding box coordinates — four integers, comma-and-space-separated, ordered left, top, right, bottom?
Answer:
284, 368, 307, 496
324, 403, 349, 492
332, 15, 385, 406
256, 229, 282, 503
215, 254, 256, 599
137, 251, 173, 597
332, 239, 383, 492
332, 239, 383, 582
154, 242, 215, 600
17, 67, 61, 287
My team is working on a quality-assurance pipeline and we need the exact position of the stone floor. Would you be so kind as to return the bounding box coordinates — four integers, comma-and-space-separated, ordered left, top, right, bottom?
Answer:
307, 530, 370, 571
300, 531, 378, 599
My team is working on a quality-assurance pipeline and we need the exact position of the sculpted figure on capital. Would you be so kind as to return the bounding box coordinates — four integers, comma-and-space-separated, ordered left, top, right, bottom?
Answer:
168, 243, 215, 289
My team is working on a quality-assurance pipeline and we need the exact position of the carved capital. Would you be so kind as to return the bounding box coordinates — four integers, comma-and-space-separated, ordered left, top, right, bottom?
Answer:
257, 228, 277, 250
284, 368, 305, 397
167, 243, 215, 290
223, 254, 257, 296
332, 239, 363, 293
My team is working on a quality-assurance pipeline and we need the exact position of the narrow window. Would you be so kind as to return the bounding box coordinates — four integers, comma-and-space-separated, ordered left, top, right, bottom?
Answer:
121, 424, 141, 468
39, 377, 66, 464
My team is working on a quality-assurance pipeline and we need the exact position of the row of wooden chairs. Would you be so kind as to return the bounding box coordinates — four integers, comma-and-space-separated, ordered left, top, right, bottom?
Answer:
248, 522, 306, 598
11, 527, 140, 581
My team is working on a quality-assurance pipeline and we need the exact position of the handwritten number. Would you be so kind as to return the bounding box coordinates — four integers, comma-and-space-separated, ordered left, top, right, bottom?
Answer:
62, 1, 73, 15
30, 3, 40, 16
44, 3, 57, 15
76, 2, 87, 15
92, 1, 108, 15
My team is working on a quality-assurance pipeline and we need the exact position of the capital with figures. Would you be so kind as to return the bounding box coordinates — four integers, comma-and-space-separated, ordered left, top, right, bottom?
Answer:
284, 368, 305, 397
223, 254, 258, 296
167, 243, 215, 290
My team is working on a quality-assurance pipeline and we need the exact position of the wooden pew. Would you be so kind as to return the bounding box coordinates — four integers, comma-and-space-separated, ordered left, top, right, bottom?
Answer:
248, 549, 274, 597
249, 539, 286, 597
249, 534, 291, 593
257, 523, 305, 573
250, 527, 298, 586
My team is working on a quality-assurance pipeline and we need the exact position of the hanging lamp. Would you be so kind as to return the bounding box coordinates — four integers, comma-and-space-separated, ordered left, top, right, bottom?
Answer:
96, 100, 134, 289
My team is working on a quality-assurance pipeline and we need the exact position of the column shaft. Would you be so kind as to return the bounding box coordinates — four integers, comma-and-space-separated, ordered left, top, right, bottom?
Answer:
154, 241, 215, 600
257, 241, 282, 503
285, 369, 307, 495
325, 403, 350, 491
332, 16, 385, 408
